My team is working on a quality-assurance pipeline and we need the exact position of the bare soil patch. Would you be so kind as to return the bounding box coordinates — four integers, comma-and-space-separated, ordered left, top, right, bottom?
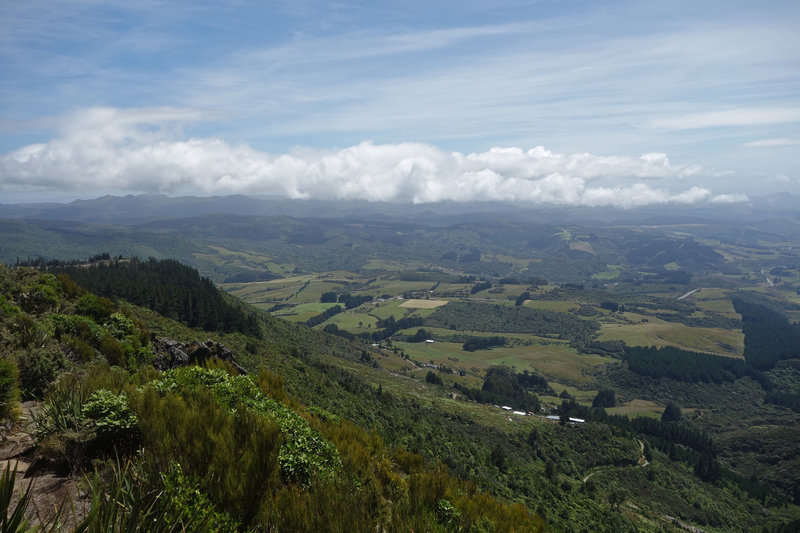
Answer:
399, 299, 449, 309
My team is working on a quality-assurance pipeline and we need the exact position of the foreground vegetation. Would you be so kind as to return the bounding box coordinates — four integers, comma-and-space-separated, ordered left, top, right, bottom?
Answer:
0, 263, 545, 531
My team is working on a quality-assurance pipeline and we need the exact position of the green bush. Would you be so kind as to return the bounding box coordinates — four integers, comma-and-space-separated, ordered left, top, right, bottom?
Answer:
0, 358, 19, 421
62, 334, 95, 363
131, 386, 281, 528
103, 312, 135, 339
19, 275, 60, 314
33, 383, 91, 473
151, 367, 341, 485
98, 336, 126, 367
50, 314, 105, 344
78, 458, 239, 532
81, 389, 138, 449
76, 294, 114, 322
15, 347, 65, 400
34, 383, 138, 472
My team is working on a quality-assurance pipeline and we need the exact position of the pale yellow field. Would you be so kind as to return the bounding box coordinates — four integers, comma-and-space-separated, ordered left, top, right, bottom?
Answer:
399, 299, 449, 309
569, 241, 596, 255
597, 314, 744, 357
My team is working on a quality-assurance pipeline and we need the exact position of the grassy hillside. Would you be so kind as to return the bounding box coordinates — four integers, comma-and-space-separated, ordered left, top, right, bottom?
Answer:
0, 262, 545, 531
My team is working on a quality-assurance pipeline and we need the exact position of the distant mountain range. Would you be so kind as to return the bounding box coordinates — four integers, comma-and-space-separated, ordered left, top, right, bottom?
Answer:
1, 192, 799, 226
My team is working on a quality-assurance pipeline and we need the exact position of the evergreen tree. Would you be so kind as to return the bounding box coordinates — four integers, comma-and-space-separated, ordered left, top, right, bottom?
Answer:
661, 402, 682, 422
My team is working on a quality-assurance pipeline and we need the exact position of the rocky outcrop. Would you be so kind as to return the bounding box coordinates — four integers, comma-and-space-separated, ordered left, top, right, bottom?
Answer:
151, 337, 247, 374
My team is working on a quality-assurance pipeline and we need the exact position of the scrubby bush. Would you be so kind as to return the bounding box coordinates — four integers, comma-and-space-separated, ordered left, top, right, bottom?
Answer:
0, 358, 19, 421
76, 294, 114, 322
131, 386, 281, 528
425, 371, 443, 385
81, 389, 138, 449
150, 367, 341, 485
78, 459, 239, 532
15, 347, 65, 400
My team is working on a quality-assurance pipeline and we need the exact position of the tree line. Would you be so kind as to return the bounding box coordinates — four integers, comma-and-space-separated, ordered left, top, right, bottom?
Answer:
622, 345, 762, 384
453, 366, 544, 412
733, 299, 800, 370
53, 258, 261, 337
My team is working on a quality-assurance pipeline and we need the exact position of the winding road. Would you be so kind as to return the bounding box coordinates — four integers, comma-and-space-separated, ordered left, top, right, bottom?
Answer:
582, 439, 648, 483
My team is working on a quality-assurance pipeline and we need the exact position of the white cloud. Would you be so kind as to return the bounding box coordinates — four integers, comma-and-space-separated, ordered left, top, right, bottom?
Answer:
742, 138, 800, 148
0, 107, 740, 208
652, 108, 800, 130
711, 193, 750, 203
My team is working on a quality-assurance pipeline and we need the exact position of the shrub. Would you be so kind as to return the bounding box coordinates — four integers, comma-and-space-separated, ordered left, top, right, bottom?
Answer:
81, 389, 139, 449
150, 367, 341, 485
15, 347, 65, 400
592, 389, 617, 408
131, 386, 281, 528
34, 383, 138, 472
76, 294, 114, 322
425, 371, 442, 385
33, 383, 91, 473
0, 358, 19, 421
78, 458, 239, 532
98, 336, 126, 367
12, 313, 47, 348
62, 334, 95, 363
661, 402, 682, 422
104, 312, 135, 339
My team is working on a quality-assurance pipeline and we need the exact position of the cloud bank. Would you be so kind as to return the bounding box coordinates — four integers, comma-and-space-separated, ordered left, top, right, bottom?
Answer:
0, 107, 745, 207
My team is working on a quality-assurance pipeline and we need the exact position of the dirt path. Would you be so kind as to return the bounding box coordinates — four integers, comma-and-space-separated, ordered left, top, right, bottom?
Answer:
637, 439, 649, 467
677, 288, 700, 300
0, 402, 85, 530
582, 439, 648, 483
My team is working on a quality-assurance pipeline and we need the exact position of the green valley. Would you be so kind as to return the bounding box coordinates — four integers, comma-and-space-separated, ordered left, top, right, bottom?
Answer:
1, 195, 800, 531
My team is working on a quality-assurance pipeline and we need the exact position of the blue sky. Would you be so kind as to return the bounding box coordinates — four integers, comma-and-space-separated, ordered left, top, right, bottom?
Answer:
1, 0, 798, 205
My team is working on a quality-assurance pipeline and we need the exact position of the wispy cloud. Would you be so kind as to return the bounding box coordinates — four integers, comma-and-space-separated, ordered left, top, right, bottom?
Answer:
652, 108, 800, 130
0, 107, 746, 208
742, 138, 800, 148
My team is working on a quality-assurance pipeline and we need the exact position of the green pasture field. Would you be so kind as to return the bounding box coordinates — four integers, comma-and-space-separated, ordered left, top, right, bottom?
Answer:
365, 299, 442, 321
272, 302, 340, 317
395, 339, 611, 386
291, 280, 352, 303
783, 291, 800, 316
193, 245, 291, 274
393, 327, 568, 349
281, 311, 319, 323
540, 383, 597, 404
430, 283, 473, 297
323, 310, 379, 331
690, 289, 739, 318
225, 274, 370, 305
223, 279, 308, 303
487, 254, 535, 268
374, 352, 415, 372
554, 228, 571, 241
370, 280, 434, 293
522, 299, 577, 312
597, 313, 745, 356
480, 284, 531, 301
591, 265, 623, 280
606, 399, 664, 419
360, 259, 427, 271
204, 244, 274, 263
